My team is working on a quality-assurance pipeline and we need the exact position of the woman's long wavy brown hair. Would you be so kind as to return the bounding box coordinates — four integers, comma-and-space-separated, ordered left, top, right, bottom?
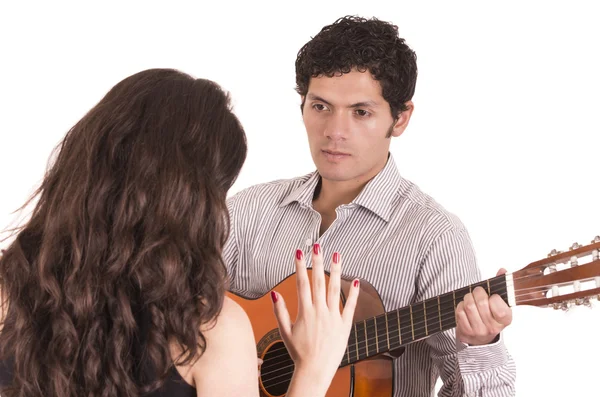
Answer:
0, 68, 247, 396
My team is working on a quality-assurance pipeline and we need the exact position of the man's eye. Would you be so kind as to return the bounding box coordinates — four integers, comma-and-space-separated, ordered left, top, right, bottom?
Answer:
355, 109, 370, 117
313, 104, 327, 111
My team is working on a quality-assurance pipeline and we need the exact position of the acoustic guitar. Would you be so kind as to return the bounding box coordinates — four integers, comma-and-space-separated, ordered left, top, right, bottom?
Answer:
227, 237, 600, 396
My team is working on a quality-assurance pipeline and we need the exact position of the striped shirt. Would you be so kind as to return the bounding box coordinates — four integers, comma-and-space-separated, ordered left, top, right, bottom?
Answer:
223, 154, 516, 397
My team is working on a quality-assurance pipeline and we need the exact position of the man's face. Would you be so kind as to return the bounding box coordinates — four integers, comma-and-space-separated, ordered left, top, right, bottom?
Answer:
302, 69, 412, 185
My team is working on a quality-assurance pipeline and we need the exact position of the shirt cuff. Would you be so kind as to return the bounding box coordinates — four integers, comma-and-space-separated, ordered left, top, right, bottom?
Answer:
456, 333, 509, 374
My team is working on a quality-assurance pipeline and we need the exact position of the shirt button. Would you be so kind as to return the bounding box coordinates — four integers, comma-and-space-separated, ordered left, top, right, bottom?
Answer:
305, 238, 312, 246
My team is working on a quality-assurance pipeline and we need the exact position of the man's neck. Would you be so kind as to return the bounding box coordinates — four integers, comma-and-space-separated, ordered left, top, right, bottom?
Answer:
313, 178, 366, 212
312, 157, 389, 235
313, 157, 389, 213
312, 178, 368, 236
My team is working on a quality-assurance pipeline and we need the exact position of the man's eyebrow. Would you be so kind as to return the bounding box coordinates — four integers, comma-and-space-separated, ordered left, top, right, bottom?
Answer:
307, 94, 379, 108
307, 93, 332, 106
348, 100, 378, 108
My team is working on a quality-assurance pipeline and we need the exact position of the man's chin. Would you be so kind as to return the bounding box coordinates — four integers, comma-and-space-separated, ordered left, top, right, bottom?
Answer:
316, 167, 353, 183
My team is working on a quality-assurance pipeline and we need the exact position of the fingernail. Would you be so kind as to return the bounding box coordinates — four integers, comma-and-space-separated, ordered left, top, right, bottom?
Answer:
333, 252, 340, 264
353, 279, 359, 288
296, 249, 303, 260
313, 243, 320, 255
270, 291, 278, 303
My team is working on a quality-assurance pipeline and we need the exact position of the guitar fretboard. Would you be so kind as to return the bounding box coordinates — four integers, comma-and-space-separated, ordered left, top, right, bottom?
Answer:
340, 274, 508, 366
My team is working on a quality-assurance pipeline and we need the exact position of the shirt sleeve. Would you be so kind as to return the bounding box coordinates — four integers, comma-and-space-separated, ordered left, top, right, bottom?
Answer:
415, 227, 516, 397
222, 193, 241, 293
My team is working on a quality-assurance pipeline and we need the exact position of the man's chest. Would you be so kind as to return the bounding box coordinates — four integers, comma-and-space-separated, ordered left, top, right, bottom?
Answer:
238, 207, 425, 310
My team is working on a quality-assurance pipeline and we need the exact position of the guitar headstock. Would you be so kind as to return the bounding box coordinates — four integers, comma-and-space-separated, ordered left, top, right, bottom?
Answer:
511, 236, 600, 310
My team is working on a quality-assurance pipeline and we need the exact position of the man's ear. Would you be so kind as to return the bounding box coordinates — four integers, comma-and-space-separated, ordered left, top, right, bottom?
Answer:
390, 101, 414, 138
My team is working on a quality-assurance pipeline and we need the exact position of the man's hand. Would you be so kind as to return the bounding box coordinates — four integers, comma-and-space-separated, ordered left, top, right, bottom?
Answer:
455, 268, 513, 346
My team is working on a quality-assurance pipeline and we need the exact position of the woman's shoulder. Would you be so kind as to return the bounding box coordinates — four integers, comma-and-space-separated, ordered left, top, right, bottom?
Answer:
187, 296, 259, 396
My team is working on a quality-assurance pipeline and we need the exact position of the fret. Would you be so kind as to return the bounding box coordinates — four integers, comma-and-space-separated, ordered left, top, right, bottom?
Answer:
345, 330, 351, 365
340, 332, 352, 367
437, 296, 442, 331
399, 306, 412, 344
454, 286, 470, 305
384, 312, 391, 351
363, 319, 369, 357
374, 317, 379, 353
425, 298, 441, 335
386, 309, 401, 350
356, 320, 368, 360
452, 290, 456, 308
439, 292, 456, 331
487, 279, 491, 295
489, 275, 508, 304
365, 318, 377, 357
396, 309, 402, 345
409, 305, 415, 340
342, 327, 353, 366
423, 301, 428, 336
375, 315, 387, 353
353, 323, 359, 361
473, 280, 488, 293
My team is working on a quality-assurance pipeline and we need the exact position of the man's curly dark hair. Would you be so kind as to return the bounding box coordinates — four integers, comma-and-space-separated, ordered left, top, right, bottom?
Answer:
295, 15, 417, 119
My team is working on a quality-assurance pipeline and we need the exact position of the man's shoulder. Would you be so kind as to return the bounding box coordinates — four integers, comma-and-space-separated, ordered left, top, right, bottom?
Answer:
226, 172, 314, 209
397, 177, 467, 233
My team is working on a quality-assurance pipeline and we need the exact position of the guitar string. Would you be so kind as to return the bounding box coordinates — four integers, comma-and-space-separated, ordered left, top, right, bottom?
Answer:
262, 280, 600, 372
258, 259, 600, 387
260, 277, 600, 375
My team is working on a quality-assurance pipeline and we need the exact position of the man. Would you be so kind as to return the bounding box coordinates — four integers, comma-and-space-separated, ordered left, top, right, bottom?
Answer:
224, 15, 516, 397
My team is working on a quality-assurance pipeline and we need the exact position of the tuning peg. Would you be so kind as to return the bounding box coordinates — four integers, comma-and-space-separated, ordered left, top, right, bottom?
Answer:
592, 236, 600, 244
548, 249, 563, 257
570, 242, 581, 250
560, 301, 572, 311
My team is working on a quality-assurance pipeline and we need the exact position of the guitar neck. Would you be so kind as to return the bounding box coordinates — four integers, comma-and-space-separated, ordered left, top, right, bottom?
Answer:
340, 274, 511, 367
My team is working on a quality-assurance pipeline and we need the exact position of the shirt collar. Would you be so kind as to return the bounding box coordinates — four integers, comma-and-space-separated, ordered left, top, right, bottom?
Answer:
279, 153, 401, 222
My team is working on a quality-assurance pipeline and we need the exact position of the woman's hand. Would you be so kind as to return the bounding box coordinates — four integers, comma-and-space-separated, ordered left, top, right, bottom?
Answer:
271, 244, 360, 396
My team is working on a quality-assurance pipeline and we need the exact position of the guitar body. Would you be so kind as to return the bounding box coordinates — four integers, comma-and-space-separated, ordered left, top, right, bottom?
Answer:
227, 270, 396, 397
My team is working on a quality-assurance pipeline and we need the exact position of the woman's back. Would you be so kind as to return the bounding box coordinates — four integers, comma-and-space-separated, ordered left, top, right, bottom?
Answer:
0, 303, 197, 397
0, 68, 248, 397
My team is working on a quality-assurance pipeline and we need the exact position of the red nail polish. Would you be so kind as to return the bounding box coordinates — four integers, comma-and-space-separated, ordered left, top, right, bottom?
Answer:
313, 243, 320, 255
270, 291, 278, 303
353, 280, 359, 288
333, 252, 340, 264
296, 249, 303, 260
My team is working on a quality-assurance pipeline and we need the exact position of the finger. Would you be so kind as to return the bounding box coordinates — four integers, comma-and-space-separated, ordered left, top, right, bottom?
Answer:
462, 293, 487, 335
341, 278, 360, 326
271, 290, 292, 340
455, 302, 473, 337
496, 268, 508, 276
311, 243, 326, 307
327, 252, 341, 310
294, 249, 312, 313
472, 287, 498, 331
489, 294, 513, 326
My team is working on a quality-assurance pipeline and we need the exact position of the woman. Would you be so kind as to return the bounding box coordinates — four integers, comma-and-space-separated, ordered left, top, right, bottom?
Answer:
0, 68, 359, 397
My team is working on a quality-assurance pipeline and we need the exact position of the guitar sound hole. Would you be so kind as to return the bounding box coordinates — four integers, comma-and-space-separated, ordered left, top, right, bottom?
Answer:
260, 341, 294, 395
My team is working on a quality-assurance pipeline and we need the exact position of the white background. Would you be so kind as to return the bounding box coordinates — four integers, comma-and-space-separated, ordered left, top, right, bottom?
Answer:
1, 1, 599, 396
